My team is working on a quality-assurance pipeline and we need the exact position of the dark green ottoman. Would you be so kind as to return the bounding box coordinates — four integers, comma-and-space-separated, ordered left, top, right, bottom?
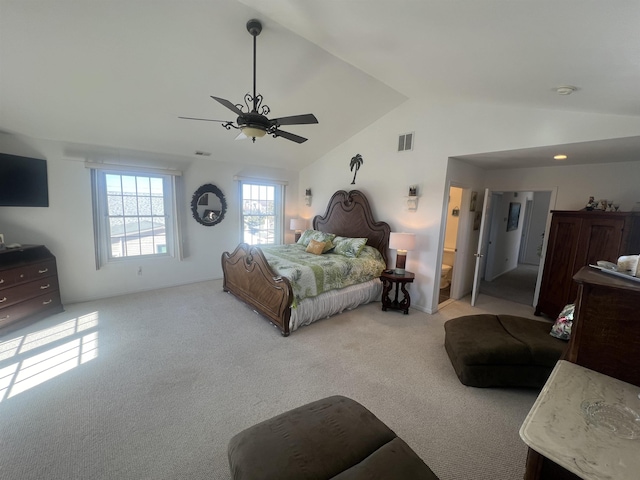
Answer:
444, 314, 567, 388
228, 395, 440, 480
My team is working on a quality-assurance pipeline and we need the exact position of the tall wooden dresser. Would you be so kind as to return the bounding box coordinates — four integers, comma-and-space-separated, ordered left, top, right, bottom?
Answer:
535, 210, 640, 318
0, 245, 63, 335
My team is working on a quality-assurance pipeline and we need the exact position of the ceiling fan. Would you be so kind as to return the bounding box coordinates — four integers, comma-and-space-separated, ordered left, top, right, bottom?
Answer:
179, 19, 318, 144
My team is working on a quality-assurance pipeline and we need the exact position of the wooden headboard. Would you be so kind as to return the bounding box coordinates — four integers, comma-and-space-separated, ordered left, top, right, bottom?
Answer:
313, 190, 391, 263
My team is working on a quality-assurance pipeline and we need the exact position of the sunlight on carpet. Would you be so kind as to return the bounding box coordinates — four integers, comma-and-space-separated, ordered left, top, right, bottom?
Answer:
0, 312, 99, 401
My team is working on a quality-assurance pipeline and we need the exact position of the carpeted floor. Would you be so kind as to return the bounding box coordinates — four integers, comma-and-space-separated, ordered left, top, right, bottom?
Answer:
480, 263, 540, 306
0, 280, 544, 480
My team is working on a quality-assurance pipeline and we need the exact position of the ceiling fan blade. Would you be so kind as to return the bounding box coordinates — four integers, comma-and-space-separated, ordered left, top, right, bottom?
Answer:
178, 116, 230, 122
211, 96, 244, 116
270, 113, 318, 126
273, 129, 308, 144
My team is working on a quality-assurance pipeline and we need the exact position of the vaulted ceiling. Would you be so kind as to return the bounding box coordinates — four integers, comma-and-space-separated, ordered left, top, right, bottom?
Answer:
2, 1, 640, 170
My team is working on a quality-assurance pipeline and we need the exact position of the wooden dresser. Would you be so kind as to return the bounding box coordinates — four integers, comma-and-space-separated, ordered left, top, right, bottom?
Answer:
523, 266, 640, 479
0, 245, 63, 335
535, 210, 640, 319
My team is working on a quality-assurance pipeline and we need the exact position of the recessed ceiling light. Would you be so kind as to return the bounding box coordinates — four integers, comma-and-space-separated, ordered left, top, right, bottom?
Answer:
554, 154, 568, 160
555, 85, 577, 95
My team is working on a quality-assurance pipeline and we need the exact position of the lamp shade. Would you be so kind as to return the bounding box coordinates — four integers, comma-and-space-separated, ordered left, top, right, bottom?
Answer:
389, 232, 416, 252
290, 218, 307, 231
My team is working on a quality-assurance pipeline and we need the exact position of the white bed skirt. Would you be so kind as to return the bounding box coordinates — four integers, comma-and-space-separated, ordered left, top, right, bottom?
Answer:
289, 278, 383, 332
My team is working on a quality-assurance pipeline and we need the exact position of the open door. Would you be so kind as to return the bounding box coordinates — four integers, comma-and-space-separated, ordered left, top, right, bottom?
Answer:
471, 188, 491, 306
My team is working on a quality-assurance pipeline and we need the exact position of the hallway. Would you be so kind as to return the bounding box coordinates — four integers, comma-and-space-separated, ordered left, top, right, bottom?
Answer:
480, 263, 539, 307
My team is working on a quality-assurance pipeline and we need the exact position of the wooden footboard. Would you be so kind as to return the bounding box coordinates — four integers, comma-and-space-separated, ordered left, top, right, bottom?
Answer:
221, 243, 294, 336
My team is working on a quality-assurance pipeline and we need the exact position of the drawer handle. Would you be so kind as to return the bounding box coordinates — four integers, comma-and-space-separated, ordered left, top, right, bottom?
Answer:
0, 297, 6, 303
38, 268, 49, 274
42, 299, 53, 305
0, 315, 9, 321
20, 274, 25, 278
0, 278, 4, 284
40, 284, 51, 290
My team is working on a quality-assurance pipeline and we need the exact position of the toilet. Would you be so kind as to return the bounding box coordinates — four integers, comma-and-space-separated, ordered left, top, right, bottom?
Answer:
440, 264, 452, 289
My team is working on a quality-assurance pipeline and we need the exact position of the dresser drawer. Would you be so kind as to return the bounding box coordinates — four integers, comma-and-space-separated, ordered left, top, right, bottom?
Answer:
0, 266, 23, 290
0, 276, 60, 309
18, 259, 57, 282
0, 291, 62, 329
0, 259, 56, 290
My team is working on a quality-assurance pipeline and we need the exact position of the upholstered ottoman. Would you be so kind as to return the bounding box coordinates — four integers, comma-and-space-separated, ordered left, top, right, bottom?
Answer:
228, 395, 439, 480
444, 314, 566, 388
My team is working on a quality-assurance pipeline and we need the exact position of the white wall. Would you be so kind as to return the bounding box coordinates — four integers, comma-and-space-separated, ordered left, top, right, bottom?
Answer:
0, 134, 299, 303
301, 99, 640, 313
522, 191, 552, 265
485, 160, 640, 210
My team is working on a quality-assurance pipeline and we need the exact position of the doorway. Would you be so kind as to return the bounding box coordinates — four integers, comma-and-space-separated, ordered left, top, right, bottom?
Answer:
439, 186, 463, 305
476, 190, 552, 306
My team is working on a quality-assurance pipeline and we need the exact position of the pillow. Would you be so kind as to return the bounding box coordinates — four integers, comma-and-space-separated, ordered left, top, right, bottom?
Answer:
305, 239, 326, 255
550, 303, 575, 340
297, 229, 336, 251
333, 236, 368, 258
296, 229, 316, 245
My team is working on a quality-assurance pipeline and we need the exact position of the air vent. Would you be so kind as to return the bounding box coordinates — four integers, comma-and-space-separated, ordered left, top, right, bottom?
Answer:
398, 132, 414, 152
194, 151, 211, 156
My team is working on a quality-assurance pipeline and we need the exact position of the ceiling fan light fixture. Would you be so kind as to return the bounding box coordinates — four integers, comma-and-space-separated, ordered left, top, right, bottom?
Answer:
241, 126, 267, 139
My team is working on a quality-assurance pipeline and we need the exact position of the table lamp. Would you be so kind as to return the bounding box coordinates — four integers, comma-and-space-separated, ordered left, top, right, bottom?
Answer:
290, 218, 307, 242
389, 232, 416, 275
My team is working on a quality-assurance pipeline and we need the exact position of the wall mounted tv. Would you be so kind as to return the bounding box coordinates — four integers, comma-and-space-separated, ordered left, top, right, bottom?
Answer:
0, 153, 49, 207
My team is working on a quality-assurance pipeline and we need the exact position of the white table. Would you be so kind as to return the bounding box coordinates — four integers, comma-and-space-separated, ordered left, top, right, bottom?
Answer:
520, 360, 640, 480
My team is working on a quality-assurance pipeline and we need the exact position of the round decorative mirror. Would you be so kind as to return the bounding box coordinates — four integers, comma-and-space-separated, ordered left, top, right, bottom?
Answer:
191, 184, 227, 226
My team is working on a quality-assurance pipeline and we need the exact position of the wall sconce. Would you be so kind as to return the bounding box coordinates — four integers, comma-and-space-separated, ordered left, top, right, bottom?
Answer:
389, 232, 416, 275
290, 218, 307, 242
305, 188, 312, 206
406, 185, 419, 212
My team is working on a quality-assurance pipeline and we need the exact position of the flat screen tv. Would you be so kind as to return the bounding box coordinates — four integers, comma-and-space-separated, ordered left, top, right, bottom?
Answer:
0, 153, 49, 207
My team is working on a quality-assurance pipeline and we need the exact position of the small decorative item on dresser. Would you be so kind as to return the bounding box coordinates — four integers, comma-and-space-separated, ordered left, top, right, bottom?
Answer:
585, 196, 597, 210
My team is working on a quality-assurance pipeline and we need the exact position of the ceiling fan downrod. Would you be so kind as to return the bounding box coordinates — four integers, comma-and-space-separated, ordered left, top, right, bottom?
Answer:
246, 19, 267, 116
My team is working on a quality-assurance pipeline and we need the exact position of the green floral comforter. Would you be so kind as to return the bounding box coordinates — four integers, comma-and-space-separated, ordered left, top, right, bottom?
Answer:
260, 244, 386, 307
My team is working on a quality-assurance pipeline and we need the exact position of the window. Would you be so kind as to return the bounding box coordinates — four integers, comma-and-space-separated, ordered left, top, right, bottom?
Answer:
91, 166, 181, 268
240, 181, 284, 245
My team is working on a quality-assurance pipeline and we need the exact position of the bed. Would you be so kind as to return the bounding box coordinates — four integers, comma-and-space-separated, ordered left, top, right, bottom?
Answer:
221, 190, 391, 336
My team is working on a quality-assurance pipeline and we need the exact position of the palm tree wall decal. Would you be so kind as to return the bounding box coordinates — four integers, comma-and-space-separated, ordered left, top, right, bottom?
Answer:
350, 153, 363, 184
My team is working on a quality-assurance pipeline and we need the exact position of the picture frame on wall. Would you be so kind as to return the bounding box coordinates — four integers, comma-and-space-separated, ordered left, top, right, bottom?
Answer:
470, 191, 478, 211
473, 211, 482, 231
507, 202, 521, 231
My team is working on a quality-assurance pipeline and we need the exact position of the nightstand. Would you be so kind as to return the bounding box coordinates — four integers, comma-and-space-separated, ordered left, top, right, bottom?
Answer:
380, 271, 414, 314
